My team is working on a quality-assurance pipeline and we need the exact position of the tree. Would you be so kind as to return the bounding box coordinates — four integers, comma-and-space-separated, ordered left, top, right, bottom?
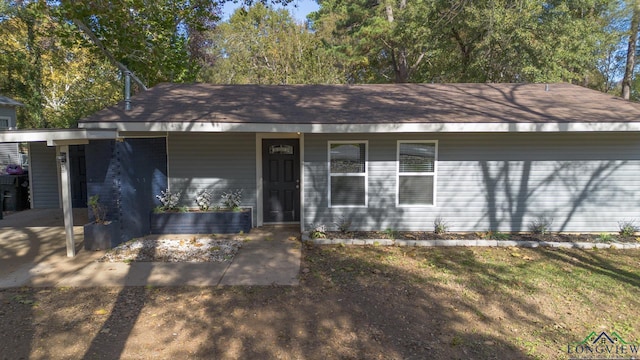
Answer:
622, 0, 640, 99
200, 3, 345, 84
310, 0, 440, 83
58, 0, 221, 87
312, 0, 620, 85
0, 2, 121, 128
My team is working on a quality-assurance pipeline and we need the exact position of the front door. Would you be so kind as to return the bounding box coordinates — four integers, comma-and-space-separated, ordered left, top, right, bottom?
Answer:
262, 139, 300, 223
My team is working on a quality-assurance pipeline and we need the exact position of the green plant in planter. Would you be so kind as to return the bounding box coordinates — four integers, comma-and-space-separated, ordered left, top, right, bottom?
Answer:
195, 189, 213, 211
88, 194, 107, 224
155, 188, 182, 212
221, 189, 243, 211
85, 194, 121, 250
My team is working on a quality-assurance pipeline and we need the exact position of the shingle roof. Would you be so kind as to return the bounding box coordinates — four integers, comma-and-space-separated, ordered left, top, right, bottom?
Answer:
0, 95, 24, 107
80, 83, 640, 125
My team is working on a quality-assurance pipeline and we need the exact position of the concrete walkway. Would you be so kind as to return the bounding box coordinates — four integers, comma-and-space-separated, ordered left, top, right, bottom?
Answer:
0, 210, 301, 288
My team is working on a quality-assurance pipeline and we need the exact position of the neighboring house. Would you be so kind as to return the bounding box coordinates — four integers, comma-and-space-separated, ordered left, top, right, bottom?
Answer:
72, 82, 640, 240
0, 95, 23, 172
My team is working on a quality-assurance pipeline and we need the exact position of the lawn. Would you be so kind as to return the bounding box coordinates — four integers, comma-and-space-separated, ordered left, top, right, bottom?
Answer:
1, 244, 639, 359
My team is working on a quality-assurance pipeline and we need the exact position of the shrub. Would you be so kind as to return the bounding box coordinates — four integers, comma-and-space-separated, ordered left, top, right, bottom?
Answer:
434, 216, 449, 234
156, 189, 181, 212
598, 233, 614, 243
221, 189, 243, 210
618, 220, 639, 238
528, 216, 553, 235
88, 194, 107, 224
195, 189, 213, 211
334, 216, 352, 233
383, 228, 399, 239
310, 224, 327, 239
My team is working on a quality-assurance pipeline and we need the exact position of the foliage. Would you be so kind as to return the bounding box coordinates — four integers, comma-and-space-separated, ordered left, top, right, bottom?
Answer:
309, 224, 327, 239
221, 189, 242, 210
487, 231, 510, 240
433, 216, 449, 234
383, 228, 399, 240
333, 216, 352, 233
58, 0, 221, 86
155, 189, 182, 212
201, 3, 345, 84
87, 194, 107, 224
195, 189, 213, 211
618, 220, 639, 237
597, 233, 614, 242
0, 2, 121, 128
528, 216, 554, 235
310, 0, 621, 85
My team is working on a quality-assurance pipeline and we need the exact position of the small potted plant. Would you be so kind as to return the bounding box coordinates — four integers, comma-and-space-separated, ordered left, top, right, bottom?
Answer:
84, 194, 121, 250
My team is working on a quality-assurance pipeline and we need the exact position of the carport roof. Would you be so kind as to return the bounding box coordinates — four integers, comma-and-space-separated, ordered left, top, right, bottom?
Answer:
0, 128, 117, 145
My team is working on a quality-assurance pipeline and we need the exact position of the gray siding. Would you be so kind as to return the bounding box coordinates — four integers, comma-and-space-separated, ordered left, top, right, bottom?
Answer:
0, 143, 19, 165
0, 107, 19, 166
168, 133, 257, 223
0, 106, 17, 128
29, 142, 60, 209
304, 132, 640, 232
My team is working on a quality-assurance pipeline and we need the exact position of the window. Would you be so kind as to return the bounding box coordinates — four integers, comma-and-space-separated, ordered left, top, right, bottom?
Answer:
0, 117, 9, 129
397, 141, 437, 206
328, 141, 367, 207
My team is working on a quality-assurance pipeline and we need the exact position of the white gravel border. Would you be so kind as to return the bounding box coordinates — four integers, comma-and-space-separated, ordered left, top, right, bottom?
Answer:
99, 237, 243, 263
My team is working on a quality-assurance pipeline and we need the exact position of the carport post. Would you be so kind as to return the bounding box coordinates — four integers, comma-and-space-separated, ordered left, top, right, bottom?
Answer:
57, 145, 75, 257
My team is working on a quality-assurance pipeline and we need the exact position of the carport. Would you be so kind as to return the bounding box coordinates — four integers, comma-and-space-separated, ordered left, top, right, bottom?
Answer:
0, 129, 117, 257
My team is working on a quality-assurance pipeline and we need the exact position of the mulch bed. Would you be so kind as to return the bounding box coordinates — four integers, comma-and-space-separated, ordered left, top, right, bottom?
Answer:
323, 231, 640, 243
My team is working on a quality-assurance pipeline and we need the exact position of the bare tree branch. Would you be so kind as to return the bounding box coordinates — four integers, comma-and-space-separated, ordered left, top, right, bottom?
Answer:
72, 18, 148, 91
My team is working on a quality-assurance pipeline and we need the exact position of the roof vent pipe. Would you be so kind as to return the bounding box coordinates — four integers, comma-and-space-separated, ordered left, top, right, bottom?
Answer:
124, 71, 132, 111
545, 84, 549, 92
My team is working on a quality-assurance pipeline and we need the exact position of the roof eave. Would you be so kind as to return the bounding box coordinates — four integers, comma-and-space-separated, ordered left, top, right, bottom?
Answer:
78, 121, 640, 133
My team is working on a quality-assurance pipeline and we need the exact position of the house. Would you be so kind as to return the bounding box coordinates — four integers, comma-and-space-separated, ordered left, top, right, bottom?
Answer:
0, 95, 23, 172
3, 82, 640, 256
78, 82, 640, 235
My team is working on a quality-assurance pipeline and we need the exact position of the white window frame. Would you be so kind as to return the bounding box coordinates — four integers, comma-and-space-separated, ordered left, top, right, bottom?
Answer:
0, 116, 10, 129
396, 140, 438, 207
328, 140, 368, 208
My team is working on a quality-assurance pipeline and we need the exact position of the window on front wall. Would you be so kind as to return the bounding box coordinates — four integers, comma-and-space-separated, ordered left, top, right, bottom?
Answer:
397, 141, 437, 206
328, 141, 367, 207
0, 117, 9, 129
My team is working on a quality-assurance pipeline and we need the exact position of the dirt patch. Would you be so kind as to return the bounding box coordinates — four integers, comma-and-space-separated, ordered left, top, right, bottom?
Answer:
1, 244, 639, 359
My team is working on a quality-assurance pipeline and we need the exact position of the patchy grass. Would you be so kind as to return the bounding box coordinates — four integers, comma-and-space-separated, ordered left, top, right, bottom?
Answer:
303, 245, 640, 359
0, 246, 639, 359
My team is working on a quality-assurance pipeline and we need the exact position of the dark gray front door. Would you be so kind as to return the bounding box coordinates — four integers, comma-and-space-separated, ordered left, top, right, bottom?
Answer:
263, 139, 300, 223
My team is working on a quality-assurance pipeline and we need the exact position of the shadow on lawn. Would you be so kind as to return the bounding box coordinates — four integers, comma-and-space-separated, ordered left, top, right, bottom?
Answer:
181, 245, 535, 359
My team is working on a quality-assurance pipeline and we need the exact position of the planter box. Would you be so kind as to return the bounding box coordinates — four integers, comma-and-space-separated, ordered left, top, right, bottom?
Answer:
84, 221, 122, 250
149, 209, 252, 234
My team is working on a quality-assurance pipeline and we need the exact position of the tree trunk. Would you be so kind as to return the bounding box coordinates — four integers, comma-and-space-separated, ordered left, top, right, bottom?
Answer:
622, 1, 640, 100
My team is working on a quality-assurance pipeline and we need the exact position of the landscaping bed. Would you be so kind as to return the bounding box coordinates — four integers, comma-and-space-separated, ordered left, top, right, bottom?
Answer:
321, 230, 640, 243
97, 236, 243, 263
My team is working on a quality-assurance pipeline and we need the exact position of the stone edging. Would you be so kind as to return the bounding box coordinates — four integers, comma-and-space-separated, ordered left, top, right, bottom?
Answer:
301, 234, 640, 249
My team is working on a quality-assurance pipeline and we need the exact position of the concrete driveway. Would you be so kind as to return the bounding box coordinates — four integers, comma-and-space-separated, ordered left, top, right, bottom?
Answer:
1, 209, 301, 288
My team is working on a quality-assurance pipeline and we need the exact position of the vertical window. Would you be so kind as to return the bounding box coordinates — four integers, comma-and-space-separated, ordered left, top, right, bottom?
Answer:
0, 117, 9, 129
397, 141, 437, 206
328, 141, 367, 207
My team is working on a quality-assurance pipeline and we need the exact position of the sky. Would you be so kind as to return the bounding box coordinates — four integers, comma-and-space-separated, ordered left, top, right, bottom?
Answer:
221, 0, 320, 22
